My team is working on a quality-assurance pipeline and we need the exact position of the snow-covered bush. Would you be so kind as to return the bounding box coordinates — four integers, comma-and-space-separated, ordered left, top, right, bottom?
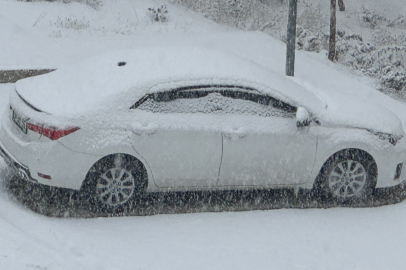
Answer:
177, 0, 287, 30
336, 31, 406, 92
296, 27, 328, 52
335, 30, 374, 65
372, 29, 406, 47
176, 0, 249, 26
364, 46, 406, 71
381, 65, 406, 91
148, 5, 168, 22
53, 15, 90, 30
364, 46, 406, 91
359, 6, 388, 29
220, 0, 252, 27
21, 0, 103, 10
358, 7, 406, 30
69, 0, 102, 9
388, 15, 406, 29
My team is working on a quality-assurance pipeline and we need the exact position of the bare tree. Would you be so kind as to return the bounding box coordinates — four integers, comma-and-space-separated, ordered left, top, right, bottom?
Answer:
328, 0, 336, 61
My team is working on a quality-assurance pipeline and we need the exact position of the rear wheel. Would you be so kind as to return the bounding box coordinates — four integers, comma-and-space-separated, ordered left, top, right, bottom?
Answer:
97, 165, 136, 207
82, 154, 147, 213
314, 149, 377, 201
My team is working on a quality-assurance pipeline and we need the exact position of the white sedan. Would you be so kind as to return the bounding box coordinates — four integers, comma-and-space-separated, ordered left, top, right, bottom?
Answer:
1, 47, 406, 211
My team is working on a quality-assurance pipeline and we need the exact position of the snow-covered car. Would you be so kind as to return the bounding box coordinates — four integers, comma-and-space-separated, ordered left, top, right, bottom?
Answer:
1, 47, 406, 210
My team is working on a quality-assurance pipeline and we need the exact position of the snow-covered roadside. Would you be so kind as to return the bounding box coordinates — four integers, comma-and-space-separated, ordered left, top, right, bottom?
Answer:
0, 84, 406, 270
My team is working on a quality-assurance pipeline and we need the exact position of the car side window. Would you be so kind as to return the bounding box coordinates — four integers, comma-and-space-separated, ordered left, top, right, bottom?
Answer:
132, 86, 296, 118
218, 89, 296, 118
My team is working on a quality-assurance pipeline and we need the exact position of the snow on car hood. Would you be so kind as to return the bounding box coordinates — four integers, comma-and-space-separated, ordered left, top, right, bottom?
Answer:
289, 76, 405, 137
15, 46, 404, 137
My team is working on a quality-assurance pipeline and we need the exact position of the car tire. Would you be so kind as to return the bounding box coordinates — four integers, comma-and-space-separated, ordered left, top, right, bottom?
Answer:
314, 148, 377, 202
81, 153, 148, 213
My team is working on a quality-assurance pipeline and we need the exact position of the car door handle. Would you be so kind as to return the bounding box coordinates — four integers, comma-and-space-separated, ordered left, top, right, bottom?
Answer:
132, 123, 157, 135
133, 128, 157, 135
223, 128, 246, 139
224, 133, 247, 139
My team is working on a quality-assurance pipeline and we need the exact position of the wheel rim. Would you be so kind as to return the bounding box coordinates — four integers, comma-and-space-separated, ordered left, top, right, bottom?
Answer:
96, 167, 135, 207
328, 160, 367, 199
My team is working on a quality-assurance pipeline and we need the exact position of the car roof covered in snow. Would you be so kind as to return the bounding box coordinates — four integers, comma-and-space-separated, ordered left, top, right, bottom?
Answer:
15, 47, 323, 114
15, 46, 404, 137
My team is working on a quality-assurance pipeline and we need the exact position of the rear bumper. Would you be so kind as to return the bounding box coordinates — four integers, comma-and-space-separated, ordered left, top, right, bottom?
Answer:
0, 118, 100, 190
0, 140, 37, 183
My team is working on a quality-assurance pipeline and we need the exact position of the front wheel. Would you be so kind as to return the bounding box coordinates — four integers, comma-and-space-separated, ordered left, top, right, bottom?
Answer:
314, 149, 377, 201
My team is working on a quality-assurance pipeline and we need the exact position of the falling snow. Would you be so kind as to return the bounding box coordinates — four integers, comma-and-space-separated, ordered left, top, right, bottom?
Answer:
2, 0, 406, 270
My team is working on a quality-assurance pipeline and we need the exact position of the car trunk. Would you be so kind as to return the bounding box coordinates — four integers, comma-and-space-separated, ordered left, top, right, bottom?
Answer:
8, 89, 80, 143
8, 93, 43, 143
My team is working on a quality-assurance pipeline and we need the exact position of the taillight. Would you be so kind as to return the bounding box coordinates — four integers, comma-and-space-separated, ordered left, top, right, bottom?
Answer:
26, 123, 42, 133
42, 126, 79, 140
26, 123, 79, 140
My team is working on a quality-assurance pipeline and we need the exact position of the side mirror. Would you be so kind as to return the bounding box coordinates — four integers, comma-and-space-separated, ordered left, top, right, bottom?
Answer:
296, 107, 310, 128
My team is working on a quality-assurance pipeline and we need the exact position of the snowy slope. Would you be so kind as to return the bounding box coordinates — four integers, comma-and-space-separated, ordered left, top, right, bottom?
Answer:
0, 0, 231, 69
1, 0, 405, 69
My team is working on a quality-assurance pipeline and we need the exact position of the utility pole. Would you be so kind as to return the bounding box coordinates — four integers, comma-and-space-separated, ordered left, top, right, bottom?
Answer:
285, 0, 297, 76
328, 0, 337, 61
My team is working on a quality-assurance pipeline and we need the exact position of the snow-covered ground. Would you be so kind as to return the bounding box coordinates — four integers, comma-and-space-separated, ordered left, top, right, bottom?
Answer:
2, 0, 406, 269
2, 174, 406, 270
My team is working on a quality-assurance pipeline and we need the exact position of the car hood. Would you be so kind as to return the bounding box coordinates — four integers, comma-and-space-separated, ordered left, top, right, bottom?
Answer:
288, 77, 405, 138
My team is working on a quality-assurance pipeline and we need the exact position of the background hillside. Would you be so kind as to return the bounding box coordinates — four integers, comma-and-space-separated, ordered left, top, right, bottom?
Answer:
179, 0, 406, 98
2, 0, 405, 97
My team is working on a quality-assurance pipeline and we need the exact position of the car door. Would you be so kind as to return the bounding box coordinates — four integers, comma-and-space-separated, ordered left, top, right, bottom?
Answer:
217, 90, 318, 187
129, 87, 223, 188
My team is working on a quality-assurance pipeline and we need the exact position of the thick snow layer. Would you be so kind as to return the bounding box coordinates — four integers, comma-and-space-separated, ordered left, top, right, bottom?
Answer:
15, 46, 327, 127
15, 45, 406, 137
